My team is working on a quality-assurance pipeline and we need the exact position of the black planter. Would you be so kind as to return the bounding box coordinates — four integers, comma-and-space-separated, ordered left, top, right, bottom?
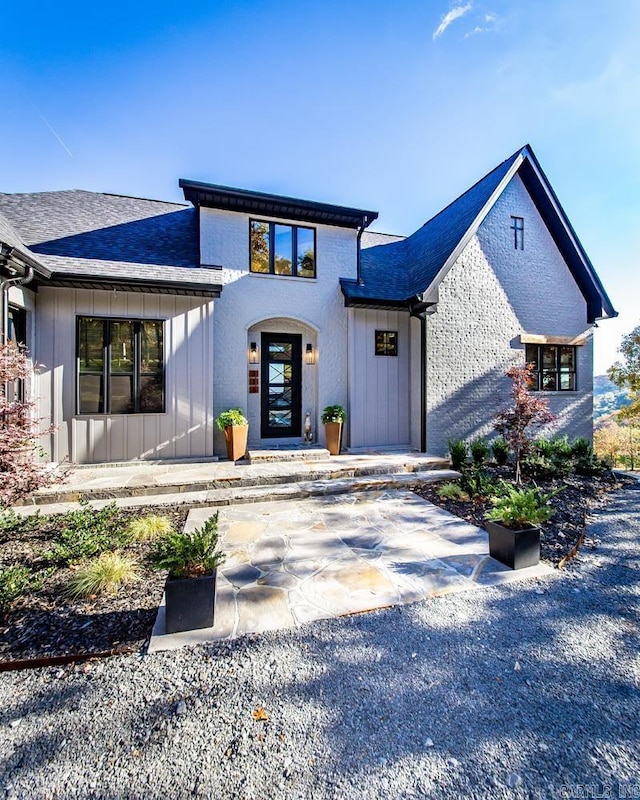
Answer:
164, 571, 216, 634
486, 521, 540, 570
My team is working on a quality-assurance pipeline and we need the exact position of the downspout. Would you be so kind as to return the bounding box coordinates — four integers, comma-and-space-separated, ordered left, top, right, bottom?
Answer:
356, 215, 367, 286
419, 312, 427, 453
1, 265, 34, 343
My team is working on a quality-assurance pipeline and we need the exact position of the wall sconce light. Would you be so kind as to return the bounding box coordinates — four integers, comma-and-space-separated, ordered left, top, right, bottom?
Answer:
305, 343, 315, 365
249, 342, 259, 364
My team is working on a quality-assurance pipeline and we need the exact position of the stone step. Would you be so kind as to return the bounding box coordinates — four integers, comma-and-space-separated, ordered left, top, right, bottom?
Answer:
27, 454, 450, 505
247, 446, 330, 463
15, 469, 460, 517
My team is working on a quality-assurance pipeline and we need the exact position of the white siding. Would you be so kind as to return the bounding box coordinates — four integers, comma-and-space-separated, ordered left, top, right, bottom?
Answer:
200, 207, 357, 452
348, 308, 410, 448
35, 287, 215, 464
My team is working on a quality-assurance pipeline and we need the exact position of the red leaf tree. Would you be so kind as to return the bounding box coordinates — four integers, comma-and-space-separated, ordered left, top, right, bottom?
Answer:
0, 340, 58, 507
494, 364, 557, 484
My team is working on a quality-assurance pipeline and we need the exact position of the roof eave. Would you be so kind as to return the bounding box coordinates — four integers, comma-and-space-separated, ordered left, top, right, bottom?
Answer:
179, 179, 378, 230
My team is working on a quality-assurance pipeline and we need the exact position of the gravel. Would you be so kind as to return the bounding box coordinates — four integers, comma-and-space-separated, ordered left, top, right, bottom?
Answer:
1, 483, 639, 799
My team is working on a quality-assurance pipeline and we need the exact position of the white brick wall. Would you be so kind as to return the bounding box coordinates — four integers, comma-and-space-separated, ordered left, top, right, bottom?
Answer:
200, 208, 357, 453
426, 173, 594, 456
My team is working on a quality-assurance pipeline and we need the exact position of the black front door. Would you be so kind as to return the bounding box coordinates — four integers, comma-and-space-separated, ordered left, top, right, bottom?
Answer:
261, 333, 302, 439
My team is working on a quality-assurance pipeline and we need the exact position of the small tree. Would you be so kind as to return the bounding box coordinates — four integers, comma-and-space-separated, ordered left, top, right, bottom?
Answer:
0, 340, 57, 507
494, 364, 557, 484
609, 324, 640, 422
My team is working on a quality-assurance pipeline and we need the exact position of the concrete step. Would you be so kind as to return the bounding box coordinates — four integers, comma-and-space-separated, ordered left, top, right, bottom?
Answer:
247, 446, 330, 463
15, 469, 460, 517
26, 454, 450, 506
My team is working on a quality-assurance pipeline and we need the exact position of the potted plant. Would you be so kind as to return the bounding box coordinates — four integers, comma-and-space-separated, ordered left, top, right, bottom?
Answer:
485, 484, 556, 569
148, 513, 226, 633
321, 405, 346, 456
216, 408, 248, 462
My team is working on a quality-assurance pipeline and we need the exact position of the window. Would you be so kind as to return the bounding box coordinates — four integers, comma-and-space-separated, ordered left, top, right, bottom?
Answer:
375, 330, 398, 356
511, 216, 524, 250
77, 317, 164, 414
250, 220, 315, 278
526, 344, 576, 391
7, 306, 27, 402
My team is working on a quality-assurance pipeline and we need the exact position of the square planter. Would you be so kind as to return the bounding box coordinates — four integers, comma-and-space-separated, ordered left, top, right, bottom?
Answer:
324, 421, 343, 455
486, 520, 540, 570
223, 425, 248, 462
164, 572, 217, 634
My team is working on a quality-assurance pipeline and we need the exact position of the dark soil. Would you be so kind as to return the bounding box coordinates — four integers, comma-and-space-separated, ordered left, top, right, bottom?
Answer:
413, 468, 635, 565
0, 505, 189, 665
1, 471, 633, 665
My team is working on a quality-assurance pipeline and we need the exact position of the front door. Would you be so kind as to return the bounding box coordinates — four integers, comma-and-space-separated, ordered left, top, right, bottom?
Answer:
261, 333, 302, 439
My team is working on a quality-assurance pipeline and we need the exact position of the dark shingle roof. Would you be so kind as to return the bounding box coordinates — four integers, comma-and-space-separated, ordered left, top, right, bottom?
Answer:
341, 145, 616, 321
341, 148, 521, 305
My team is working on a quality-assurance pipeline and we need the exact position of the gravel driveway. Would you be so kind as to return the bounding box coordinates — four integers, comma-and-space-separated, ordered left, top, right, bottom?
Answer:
1, 483, 639, 799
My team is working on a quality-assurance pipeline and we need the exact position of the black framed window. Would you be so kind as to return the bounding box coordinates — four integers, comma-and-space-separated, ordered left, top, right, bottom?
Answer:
526, 344, 576, 391
77, 317, 164, 414
250, 220, 316, 278
375, 330, 398, 356
511, 216, 524, 250
7, 306, 27, 402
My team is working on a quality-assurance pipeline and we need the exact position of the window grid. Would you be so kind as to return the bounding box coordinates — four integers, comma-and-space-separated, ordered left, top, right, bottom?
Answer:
77, 317, 165, 415
250, 219, 316, 279
511, 216, 524, 250
525, 343, 576, 392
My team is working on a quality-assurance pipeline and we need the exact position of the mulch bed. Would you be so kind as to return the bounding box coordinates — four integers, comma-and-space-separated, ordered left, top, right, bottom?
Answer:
1, 471, 634, 666
413, 469, 634, 565
0, 506, 190, 666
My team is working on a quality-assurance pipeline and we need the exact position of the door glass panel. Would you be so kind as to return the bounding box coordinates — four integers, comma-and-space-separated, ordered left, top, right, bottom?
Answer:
269, 342, 292, 360
297, 228, 315, 278
268, 387, 292, 408
269, 363, 292, 383
274, 226, 293, 275
269, 410, 292, 427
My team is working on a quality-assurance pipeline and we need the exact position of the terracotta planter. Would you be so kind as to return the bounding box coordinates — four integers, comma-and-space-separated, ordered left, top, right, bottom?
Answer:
165, 572, 217, 634
324, 421, 343, 456
486, 520, 540, 570
223, 424, 248, 462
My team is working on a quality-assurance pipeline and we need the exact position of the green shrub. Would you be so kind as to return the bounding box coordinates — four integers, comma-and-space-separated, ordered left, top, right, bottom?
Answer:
460, 465, 497, 500
0, 509, 42, 542
448, 439, 468, 471
215, 408, 248, 431
148, 513, 225, 579
571, 437, 593, 458
321, 405, 346, 424
491, 437, 510, 467
486, 483, 558, 529
522, 437, 574, 479
66, 552, 140, 599
470, 437, 489, 466
127, 515, 174, 542
437, 482, 469, 501
46, 500, 130, 566
0, 565, 34, 615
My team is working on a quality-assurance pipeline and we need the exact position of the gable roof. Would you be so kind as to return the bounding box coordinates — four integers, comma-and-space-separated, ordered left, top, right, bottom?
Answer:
0, 190, 221, 297
0, 210, 51, 277
341, 145, 616, 322
180, 179, 378, 229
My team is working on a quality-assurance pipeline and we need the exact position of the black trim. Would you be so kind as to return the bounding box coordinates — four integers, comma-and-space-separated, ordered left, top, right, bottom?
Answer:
180, 179, 378, 230
76, 317, 165, 415
260, 333, 302, 439
43, 273, 221, 298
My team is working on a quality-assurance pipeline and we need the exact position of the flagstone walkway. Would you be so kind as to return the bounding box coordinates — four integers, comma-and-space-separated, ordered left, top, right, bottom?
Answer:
149, 489, 553, 652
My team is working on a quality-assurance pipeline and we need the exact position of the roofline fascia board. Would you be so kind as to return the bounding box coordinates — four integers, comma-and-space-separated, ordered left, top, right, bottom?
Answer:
522, 152, 617, 320
46, 273, 222, 297
179, 178, 379, 230
0, 243, 52, 279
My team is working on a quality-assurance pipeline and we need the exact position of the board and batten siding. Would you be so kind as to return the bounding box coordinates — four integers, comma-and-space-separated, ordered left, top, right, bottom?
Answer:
348, 308, 410, 448
35, 287, 215, 464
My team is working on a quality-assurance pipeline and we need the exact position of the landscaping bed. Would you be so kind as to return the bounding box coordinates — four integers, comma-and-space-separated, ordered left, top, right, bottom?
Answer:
0, 505, 190, 665
414, 468, 633, 565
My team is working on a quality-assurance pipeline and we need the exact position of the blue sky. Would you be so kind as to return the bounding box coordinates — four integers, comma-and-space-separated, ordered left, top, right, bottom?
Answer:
2, 0, 638, 374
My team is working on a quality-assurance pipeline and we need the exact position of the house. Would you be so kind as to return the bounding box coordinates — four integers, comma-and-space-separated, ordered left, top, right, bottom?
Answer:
0, 145, 616, 465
